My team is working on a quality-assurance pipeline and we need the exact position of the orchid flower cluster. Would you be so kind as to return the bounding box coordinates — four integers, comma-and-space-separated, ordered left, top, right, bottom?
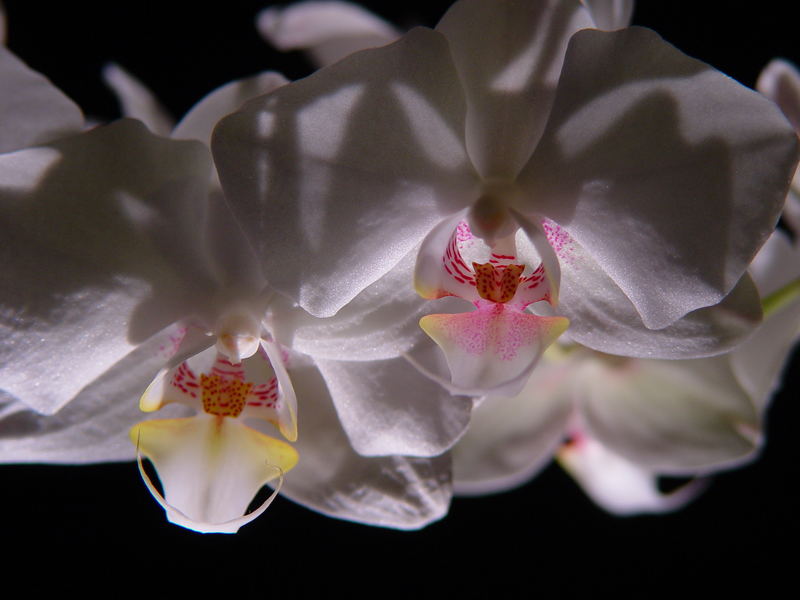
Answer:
1, 0, 799, 533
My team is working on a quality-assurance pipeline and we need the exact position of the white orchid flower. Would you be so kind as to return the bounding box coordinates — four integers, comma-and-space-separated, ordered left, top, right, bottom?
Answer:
212, 0, 797, 399
0, 47, 466, 533
452, 223, 800, 515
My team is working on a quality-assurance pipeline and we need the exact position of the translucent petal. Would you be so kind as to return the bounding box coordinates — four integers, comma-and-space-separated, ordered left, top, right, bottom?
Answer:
102, 63, 174, 137
213, 27, 478, 317
520, 27, 797, 329
757, 59, 800, 133
452, 348, 575, 495
0, 46, 82, 152
131, 415, 298, 534
577, 353, 760, 472
580, 0, 634, 30
558, 433, 706, 515
419, 305, 569, 397
257, 1, 400, 67
436, 0, 594, 179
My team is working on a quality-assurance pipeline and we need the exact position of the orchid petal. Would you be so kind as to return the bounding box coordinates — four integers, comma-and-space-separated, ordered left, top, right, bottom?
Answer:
277, 362, 452, 529
436, 0, 594, 179
730, 230, 800, 410
0, 119, 213, 414
452, 348, 575, 495
580, 0, 634, 30
213, 27, 478, 317
0, 324, 194, 463
730, 295, 800, 413
757, 59, 800, 133
260, 339, 298, 442
257, 1, 400, 67
173, 71, 288, 146
419, 305, 569, 397
414, 210, 481, 303
558, 433, 705, 515
520, 27, 797, 330
0, 46, 83, 152
553, 231, 763, 358
748, 228, 800, 298
312, 353, 473, 457
131, 415, 298, 534
101, 63, 174, 137
268, 246, 430, 361
578, 353, 760, 472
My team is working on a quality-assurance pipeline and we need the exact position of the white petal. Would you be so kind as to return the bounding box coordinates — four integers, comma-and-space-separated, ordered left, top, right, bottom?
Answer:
757, 59, 800, 133
436, 0, 594, 179
312, 353, 473, 457
101, 63, 174, 137
132, 415, 298, 534
558, 433, 705, 515
735, 246, 800, 426
0, 324, 195, 463
748, 228, 800, 297
0, 119, 213, 414
577, 353, 760, 472
267, 246, 430, 361
213, 27, 478, 317
0, 46, 83, 152
520, 27, 797, 330
452, 347, 575, 495
257, 1, 400, 67
173, 71, 288, 146
553, 231, 763, 358
276, 362, 452, 529
580, 0, 634, 30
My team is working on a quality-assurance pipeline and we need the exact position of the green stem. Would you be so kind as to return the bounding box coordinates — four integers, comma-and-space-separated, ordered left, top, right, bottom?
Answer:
762, 278, 800, 318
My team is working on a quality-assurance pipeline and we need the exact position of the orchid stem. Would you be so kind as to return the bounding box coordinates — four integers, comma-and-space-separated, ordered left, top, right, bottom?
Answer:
762, 278, 800, 318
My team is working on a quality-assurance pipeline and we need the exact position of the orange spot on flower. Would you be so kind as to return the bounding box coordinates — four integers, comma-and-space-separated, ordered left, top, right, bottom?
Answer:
473, 262, 524, 303
201, 373, 252, 417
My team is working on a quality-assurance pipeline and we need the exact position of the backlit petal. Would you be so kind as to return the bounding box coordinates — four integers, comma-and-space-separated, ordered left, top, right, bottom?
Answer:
577, 354, 760, 472
102, 63, 174, 137
257, 1, 400, 67
558, 432, 705, 515
452, 347, 575, 494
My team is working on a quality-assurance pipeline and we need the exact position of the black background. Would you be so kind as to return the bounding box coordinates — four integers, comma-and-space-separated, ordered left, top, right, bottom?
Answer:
2, 1, 798, 594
